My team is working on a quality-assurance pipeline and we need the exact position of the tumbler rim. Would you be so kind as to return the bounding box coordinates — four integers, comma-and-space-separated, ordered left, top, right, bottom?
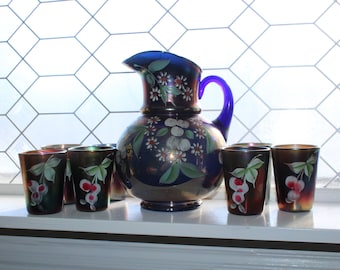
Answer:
67, 145, 114, 152
272, 144, 319, 150
223, 146, 271, 152
19, 149, 67, 156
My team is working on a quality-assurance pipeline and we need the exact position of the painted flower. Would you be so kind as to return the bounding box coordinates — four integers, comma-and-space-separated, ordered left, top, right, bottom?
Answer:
156, 147, 168, 162
147, 116, 160, 125
149, 87, 160, 101
191, 143, 203, 157
285, 176, 305, 203
145, 124, 156, 136
157, 72, 170, 85
174, 75, 188, 90
146, 136, 159, 150
171, 150, 187, 164
182, 87, 193, 101
194, 126, 206, 139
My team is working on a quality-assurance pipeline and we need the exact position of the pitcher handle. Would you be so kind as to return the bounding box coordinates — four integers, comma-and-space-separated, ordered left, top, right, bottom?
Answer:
199, 75, 234, 140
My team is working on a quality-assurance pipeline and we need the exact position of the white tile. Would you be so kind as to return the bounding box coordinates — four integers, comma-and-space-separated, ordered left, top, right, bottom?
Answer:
0, 43, 21, 77
0, 116, 20, 151
252, 110, 335, 146
25, 1, 90, 38
320, 132, 340, 172
317, 89, 340, 128
252, 25, 334, 66
76, 56, 109, 91
317, 45, 340, 85
0, 153, 18, 183
253, 67, 335, 109
76, 95, 108, 130
8, 24, 39, 57
251, 0, 334, 24
0, 79, 20, 114
25, 38, 90, 75
9, 0, 39, 21
171, 29, 247, 69
77, 0, 107, 15
230, 7, 268, 45
94, 73, 143, 112
234, 91, 269, 128
7, 61, 38, 94
24, 114, 89, 148
25, 76, 89, 113
170, 0, 246, 28
95, 0, 165, 33
316, 2, 340, 42
7, 98, 37, 130
76, 18, 109, 53
0, 6, 22, 41
150, 13, 186, 49
231, 48, 269, 87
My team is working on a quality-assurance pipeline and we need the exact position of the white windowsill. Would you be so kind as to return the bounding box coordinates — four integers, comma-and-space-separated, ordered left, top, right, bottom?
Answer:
0, 188, 340, 251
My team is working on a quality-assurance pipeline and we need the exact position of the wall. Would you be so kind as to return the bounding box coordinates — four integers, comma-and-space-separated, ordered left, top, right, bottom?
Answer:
0, 0, 339, 187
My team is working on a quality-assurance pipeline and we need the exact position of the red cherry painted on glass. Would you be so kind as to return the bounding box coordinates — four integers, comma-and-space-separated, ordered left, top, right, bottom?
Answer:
90, 185, 97, 192
38, 185, 46, 192
234, 194, 242, 203
234, 178, 243, 186
81, 182, 92, 192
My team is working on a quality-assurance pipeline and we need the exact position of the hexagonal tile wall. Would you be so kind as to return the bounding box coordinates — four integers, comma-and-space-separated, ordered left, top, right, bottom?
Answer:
0, 0, 338, 188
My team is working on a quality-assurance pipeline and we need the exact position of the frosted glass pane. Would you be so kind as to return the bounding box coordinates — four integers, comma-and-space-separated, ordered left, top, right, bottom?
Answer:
0, 0, 338, 186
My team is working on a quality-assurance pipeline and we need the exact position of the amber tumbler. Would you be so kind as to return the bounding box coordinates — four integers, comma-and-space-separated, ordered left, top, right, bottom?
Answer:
222, 146, 270, 215
68, 146, 115, 211
271, 144, 319, 212
19, 149, 67, 214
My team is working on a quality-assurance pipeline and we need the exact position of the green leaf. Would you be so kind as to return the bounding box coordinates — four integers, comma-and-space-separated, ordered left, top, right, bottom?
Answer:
205, 133, 215, 154
128, 124, 146, 134
100, 157, 112, 169
45, 156, 61, 168
160, 86, 167, 104
166, 85, 182, 95
44, 166, 56, 182
180, 163, 205, 178
133, 130, 145, 157
185, 130, 194, 139
304, 163, 314, 178
244, 168, 258, 188
230, 168, 246, 179
306, 154, 316, 165
81, 163, 109, 183
82, 165, 99, 176
29, 162, 45, 176
246, 156, 264, 171
156, 127, 168, 137
160, 163, 180, 184
286, 162, 306, 174
96, 165, 107, 182
145, 72, 155, 86
65, 159, 72, 178
148, 59, 170, 72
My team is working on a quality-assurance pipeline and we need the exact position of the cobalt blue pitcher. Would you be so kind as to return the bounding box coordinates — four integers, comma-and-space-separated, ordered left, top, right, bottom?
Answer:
116, 51, 234, 211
